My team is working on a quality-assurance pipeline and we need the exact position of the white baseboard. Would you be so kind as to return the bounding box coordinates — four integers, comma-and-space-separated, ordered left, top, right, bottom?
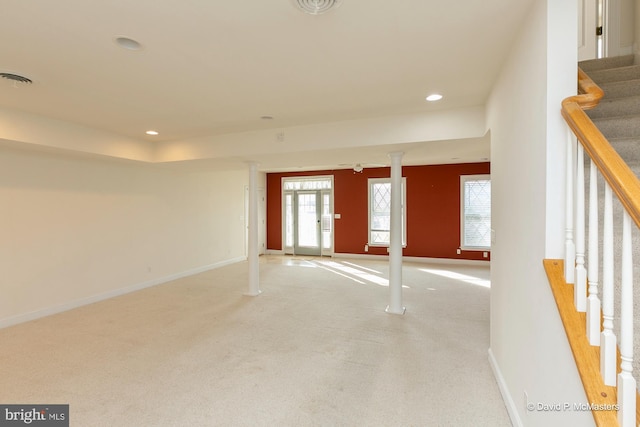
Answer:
331, 252, 489, 266
0, 256, 246, 330
489, 348, 522, 427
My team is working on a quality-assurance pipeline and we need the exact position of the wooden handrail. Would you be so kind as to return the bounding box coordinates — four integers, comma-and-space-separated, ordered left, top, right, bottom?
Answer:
562, 68, 640, 231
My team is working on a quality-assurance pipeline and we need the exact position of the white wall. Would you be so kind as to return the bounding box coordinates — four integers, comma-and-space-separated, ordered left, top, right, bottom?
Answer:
487, 0, 594, 426
618, 0, 635, 54
0, 145, 248, 327
636, 0, 640, 57
607, 0, 635, 56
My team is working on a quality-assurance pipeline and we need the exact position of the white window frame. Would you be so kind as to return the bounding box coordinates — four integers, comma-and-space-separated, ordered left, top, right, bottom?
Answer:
368, 177, 407, 247
460, 174, 491, 250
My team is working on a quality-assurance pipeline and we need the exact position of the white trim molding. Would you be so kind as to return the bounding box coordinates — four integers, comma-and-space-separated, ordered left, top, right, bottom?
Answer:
489, 348, 523, 427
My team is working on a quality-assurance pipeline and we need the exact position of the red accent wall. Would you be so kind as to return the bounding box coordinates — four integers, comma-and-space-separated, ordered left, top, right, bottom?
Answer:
266, 162, 490, 261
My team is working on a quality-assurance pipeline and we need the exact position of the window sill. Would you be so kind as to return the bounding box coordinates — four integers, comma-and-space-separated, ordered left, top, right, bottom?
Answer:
460, 247, 491, 252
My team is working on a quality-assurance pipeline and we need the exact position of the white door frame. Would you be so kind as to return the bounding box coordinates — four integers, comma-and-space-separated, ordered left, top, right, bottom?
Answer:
281, 176, 334, 256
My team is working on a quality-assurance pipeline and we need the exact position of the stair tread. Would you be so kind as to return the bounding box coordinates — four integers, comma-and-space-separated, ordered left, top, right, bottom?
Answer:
599, 79, 640, 98
587, 64, 640, 84
597, 94, 640, 105
591, 114, 640, 140
592, 112, 640, 123
579, 54, 635, 72
608, 136, 640, 142
587, 94, 640, 119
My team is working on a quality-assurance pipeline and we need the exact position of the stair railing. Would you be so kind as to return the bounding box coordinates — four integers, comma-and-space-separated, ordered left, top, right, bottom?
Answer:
562, 68, 640, 427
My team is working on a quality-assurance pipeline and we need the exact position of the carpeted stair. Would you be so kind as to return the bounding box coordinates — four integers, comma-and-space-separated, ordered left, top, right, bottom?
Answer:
579, 54, 640, 382
581, 55, 640, 166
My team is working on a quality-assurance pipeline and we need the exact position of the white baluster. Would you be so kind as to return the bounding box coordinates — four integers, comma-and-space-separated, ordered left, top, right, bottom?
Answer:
586, 160, 600, 345
617, 212, 636, 427
565, 130, 576, 283
600, 183, 616, 386
575, 144, 587, 312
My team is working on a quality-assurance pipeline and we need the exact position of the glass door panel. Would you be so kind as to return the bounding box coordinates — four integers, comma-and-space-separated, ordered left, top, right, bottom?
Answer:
321, 191, 332, 252
294, 191, 321, 256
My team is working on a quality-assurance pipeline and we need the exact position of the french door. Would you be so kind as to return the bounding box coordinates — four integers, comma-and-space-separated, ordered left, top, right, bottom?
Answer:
283, 176, 333, 256
293, 191, 322, 256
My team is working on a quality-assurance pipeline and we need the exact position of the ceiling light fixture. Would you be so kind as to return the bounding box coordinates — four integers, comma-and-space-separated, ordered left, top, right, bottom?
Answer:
426, 94, 443, 102
115, 36, 143, 51
293, 0, 343, 15
145, 130, 159, 136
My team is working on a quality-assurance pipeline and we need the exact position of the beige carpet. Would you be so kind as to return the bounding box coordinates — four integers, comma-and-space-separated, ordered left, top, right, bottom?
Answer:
0, 256, 510, 426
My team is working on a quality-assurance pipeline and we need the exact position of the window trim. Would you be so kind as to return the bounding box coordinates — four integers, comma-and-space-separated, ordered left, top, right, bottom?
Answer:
367, 177, 407, 247
460, 174, 491, 251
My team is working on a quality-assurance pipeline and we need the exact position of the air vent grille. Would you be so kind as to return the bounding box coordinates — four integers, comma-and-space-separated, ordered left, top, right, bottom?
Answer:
0, 73, 32, 84
294, 0, 342, 15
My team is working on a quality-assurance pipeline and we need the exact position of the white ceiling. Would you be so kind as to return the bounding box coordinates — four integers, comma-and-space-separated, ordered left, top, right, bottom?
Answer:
0, 0, 533, 170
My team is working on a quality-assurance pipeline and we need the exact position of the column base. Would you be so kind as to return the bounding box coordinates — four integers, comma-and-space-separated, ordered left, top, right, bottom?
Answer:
385, 305, 406, 315
244, 290, 262, 297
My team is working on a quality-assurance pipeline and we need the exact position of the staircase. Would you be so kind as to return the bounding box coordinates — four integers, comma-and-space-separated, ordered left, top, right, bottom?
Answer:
577, 54, 640, 405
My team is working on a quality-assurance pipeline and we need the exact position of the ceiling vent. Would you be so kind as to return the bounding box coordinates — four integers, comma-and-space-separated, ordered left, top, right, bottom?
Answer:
0, 73, 33, 85
294, 0, 343, 15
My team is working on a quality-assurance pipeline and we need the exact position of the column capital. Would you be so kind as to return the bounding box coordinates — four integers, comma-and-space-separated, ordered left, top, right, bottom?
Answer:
388, 151, 404, 160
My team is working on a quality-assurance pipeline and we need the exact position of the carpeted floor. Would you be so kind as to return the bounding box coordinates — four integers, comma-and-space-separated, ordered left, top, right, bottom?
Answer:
0, 256, 510, 426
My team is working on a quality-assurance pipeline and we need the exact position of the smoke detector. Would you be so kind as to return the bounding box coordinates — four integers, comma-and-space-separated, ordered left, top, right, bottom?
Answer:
0, 73, 33, 85
293, 0, 343, 15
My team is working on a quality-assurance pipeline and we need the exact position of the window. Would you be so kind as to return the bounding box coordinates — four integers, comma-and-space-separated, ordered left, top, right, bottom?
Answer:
460, 175, 491, 250
368, 178, 406, 246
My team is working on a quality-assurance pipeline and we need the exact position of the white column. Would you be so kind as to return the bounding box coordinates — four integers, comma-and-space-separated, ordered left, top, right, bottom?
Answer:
246, 162, 261, 296
386, 151, 405, 315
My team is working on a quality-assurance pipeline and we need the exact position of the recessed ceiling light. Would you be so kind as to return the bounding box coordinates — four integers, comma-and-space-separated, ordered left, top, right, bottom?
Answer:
426, 94, 443, 102
146, 130, 159, 135
115, 36, 143, 51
